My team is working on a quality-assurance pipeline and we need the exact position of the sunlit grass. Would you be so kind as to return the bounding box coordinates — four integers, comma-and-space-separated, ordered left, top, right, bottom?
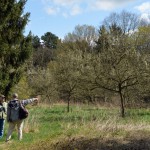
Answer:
0, 103, 149, 150
23, 114, 39, 133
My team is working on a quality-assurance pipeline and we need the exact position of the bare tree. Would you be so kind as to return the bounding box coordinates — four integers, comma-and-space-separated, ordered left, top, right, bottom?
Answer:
64, 24, 98, 46
103, 10, 140, 34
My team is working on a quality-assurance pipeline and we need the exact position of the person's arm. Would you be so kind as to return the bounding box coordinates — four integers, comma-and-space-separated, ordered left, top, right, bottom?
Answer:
21, 98, 38, 106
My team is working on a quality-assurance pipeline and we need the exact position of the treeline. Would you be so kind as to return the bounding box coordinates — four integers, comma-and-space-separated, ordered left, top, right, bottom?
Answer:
0, 1, 150, 117
29, 12, 150, 117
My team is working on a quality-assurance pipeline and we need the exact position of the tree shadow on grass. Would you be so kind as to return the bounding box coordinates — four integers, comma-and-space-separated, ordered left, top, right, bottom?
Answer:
54, 137, 150, 150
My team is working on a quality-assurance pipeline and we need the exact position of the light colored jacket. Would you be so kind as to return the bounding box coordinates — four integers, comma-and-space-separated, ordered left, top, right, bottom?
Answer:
7, 98, 35, 122
0, 102, 7, 119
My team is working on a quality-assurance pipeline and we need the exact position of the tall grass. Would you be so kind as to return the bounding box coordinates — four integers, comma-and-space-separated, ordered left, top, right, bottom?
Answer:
23, 114, 39, 133
0, 103, 149, 150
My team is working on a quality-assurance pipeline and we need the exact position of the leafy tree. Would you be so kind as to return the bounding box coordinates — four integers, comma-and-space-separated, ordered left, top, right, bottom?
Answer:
92, 24, 149, 117
26, 67, 58, 103
131, 25, 150, 99
32, 35, 41, 49
95, 24, 124, 53
95, 25, 109, 53
52, 46, 83, 112
32, 47, 55, 68
0, 1, 13, 29
0, 0, 32, 98
41, 32, 59, 49
31, 34, 61, 68
135, 26, 150, 52
92, 47, 139, 117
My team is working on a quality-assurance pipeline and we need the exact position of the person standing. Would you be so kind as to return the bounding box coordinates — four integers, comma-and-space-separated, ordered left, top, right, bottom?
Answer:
0, 95, 7, 139
6, 93, 38, 142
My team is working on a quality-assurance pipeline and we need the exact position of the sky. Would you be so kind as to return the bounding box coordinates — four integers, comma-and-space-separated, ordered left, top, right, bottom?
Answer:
24, 0, 150, 39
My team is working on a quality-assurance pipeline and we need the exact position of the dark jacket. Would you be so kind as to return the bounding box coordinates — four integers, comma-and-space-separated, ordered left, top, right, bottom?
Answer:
7, 98, 35, 122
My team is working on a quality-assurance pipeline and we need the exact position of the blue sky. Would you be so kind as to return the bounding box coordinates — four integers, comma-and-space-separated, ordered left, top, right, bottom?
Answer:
24, 0, 150, 39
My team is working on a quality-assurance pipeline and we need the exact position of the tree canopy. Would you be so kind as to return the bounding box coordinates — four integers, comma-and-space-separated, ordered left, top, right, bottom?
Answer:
0, 0, 32, 97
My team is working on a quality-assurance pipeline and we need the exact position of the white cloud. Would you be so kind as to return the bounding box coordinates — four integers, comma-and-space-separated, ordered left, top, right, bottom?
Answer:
141, 13, 150, 23
135, 2, 150, 13
90, 1, 116, 11
70, 5, 82, 16
52, 0, 81, 6
62, 12, 68, 18
89, 0, 136, 11
42, 0, 83, 16
135, 2, 150, 23
45, 7, 60, 15
42, 0, 136, 17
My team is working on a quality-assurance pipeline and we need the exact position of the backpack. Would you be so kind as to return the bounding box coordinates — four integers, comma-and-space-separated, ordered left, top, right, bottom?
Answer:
8, 100, 28, 122
8, 102, 20, 122
19, 102, 29, 120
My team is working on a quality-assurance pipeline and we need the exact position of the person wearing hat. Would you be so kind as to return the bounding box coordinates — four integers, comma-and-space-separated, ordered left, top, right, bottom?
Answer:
6, 93, 38, 142
0, 95, 7, 138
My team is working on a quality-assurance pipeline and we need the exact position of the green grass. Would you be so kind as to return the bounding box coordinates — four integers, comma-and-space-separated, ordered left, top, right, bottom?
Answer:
0, 104, 149, 149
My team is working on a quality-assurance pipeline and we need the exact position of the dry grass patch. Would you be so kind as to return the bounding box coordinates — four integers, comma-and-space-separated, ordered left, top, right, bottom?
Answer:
23, 114, 39, 133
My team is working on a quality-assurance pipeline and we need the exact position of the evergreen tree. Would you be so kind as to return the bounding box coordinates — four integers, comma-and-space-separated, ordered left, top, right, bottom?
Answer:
32, 35, 41, 49
95, 25, 109, 53
41, 32, 58, 49
95, 24, 124, 53
0, 0, 32, 98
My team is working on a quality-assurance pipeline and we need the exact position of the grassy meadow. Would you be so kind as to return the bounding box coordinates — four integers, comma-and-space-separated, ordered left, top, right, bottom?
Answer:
0, 103, 149, 150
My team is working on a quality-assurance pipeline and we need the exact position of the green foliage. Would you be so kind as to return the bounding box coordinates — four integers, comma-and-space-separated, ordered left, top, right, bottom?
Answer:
31, 33, 61, 68
95, 25, 110, 53
27, 68, 59, 103
31, 35, 41, 49
93, 21, 150, 117
32, 47, 55, 68
41, 32, 59, 49
0, 0, 32, 97
11, 75, 34, 99
23, 11, 150, 118
135, 26, 150, 52
52, 47, 83, 111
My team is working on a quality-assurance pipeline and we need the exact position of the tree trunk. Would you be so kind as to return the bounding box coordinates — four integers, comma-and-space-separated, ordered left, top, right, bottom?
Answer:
119, 84, 125, 117
67, 97, 70, 112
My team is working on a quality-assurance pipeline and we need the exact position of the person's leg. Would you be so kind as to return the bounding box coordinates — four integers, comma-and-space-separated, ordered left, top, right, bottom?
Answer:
6, 122, 16, 141
0, 119, 5, 138
17, 120, 24, 140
